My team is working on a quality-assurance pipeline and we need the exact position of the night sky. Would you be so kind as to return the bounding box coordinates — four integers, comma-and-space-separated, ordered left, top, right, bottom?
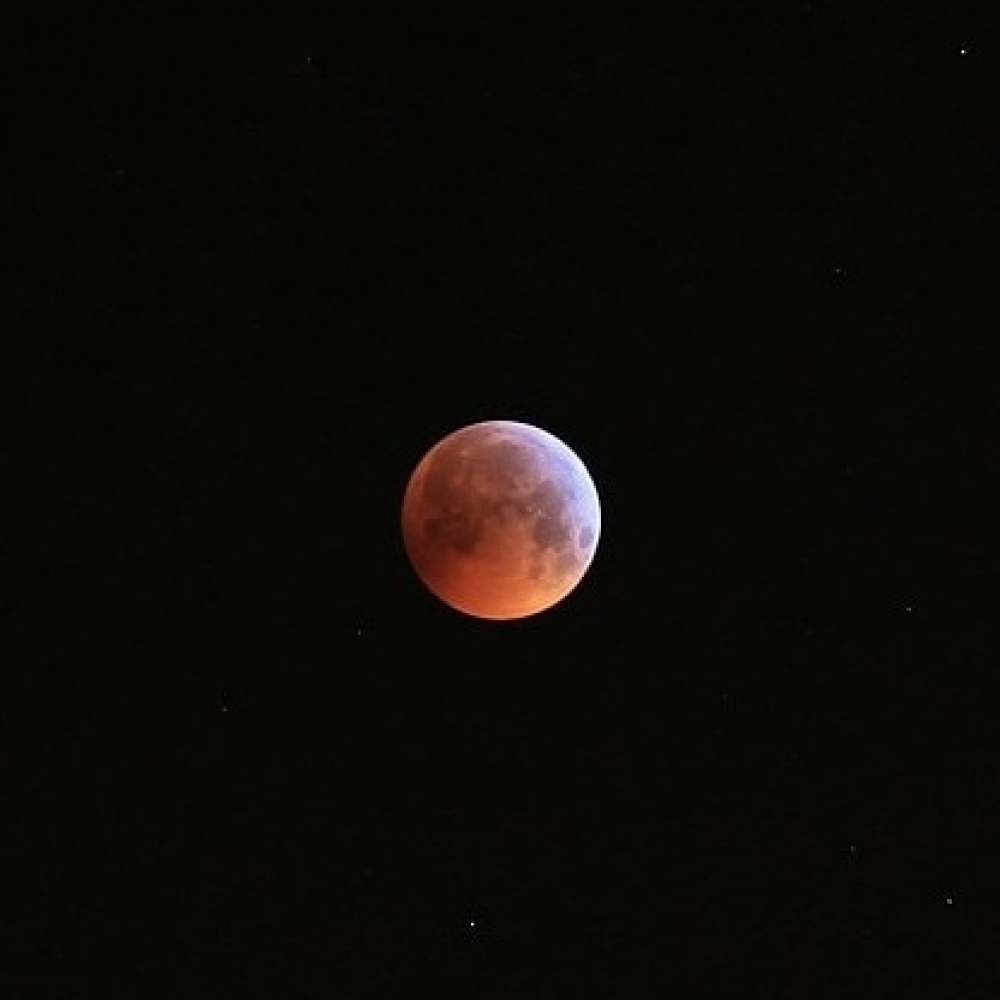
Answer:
11, 8, 998, 997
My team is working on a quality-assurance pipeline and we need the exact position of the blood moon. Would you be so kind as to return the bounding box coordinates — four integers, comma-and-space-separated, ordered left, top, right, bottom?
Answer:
401, 420, 601, 619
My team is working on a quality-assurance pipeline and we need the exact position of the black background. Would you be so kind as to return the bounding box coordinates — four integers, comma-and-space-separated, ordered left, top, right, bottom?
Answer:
10, 6, 998, 996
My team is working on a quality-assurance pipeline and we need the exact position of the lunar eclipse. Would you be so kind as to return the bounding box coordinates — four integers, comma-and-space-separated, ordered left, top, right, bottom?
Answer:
401, 421, 601, 619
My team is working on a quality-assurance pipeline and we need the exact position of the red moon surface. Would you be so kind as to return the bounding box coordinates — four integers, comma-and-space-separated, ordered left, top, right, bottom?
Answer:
401, 420, 601, 619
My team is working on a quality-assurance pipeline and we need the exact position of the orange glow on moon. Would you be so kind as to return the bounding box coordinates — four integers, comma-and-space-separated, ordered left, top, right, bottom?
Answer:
401, 420, 601, 619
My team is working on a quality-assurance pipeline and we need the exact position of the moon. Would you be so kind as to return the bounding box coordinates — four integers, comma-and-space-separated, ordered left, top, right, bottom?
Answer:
401, 420, 601, 619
